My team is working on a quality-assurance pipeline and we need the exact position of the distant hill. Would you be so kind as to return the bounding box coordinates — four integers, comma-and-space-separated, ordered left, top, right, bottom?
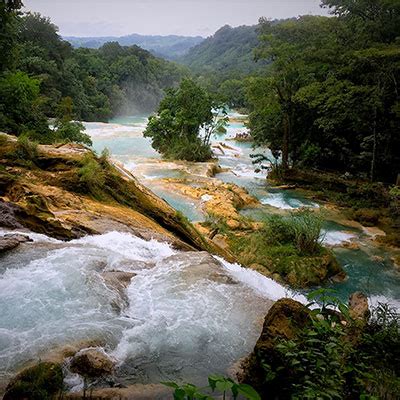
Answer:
64, 33, 204, 60
179, 24, 265, 75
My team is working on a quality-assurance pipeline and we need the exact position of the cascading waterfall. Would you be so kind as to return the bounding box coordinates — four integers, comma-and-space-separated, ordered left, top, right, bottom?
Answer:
0, 229, 299, 389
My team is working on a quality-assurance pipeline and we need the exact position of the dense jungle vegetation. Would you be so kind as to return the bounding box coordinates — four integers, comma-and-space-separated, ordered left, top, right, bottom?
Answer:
1, 0, 399, 181
0, 1, 187, 143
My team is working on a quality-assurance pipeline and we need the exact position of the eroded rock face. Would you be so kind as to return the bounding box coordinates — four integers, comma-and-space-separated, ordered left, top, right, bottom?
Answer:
0, 201, 24, 229
70, 348, 115, 378
0, 234, 32, 254
0, 134, 225, 256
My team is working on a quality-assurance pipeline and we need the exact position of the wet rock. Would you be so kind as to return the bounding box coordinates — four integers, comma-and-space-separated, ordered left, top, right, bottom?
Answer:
0, 201, 24, 229
70, 348, 115, 378
0, 234, 32, 254
342, 241, 360, 250
331, 270, 347, 283
3, 362, 63, 400
101, 271, 136, 291
101, 271, 136, 309
349, 292, 370, 321
170, 251, 238, 284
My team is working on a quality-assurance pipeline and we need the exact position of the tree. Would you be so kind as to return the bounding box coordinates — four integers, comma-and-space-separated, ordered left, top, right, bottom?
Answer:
0, 0, 23, 72
0, 71, 49, 136
246, 8, 400, 182
53, 97, 92, 146
144, 78, 226, 162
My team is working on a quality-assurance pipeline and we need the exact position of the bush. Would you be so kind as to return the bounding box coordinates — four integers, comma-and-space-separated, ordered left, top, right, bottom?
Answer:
163, 375, 261, 400
164, 136, 213, 162
263, 209, 323, 255
14, 135, 39, 162
54, 120, 92, 146
261, 292, 400, 399
78, 154, 106, 197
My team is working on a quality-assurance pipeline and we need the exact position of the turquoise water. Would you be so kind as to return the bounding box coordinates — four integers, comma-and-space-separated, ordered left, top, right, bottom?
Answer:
92, 137, 159, 159
86, 113, 400, 307
332, 247, 400, 307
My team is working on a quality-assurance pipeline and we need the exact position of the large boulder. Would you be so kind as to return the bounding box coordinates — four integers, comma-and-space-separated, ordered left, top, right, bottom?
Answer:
238, 298, 310, 398
3, 362, 63, 400
70, 348, 115, 379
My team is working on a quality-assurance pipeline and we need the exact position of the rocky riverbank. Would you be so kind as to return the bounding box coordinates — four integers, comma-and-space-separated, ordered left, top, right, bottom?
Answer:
0, 133, 228, 256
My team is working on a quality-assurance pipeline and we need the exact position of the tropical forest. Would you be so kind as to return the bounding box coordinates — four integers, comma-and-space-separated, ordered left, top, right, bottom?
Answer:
0, 0, 399, 399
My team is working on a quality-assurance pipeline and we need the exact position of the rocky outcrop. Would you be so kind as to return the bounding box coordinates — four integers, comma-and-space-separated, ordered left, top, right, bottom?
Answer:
238, 299, 311, 398
0, 233, 32, 254
3, 362, 63, 400
166, 178, 258, 230
70, 348, 115, 379
0, 134, 226, 256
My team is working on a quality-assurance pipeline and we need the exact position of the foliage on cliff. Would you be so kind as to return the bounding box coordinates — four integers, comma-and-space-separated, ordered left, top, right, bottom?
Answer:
241, 293, 400, 399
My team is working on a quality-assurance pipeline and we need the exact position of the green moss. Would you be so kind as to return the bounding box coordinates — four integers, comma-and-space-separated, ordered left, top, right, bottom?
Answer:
4, 362, 63, 400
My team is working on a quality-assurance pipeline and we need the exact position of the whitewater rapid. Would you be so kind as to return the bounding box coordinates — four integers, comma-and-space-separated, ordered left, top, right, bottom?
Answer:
0, 229, 303, 387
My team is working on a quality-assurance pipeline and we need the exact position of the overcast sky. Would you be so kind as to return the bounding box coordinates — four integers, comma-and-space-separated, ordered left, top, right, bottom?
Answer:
23, 0, 329, 38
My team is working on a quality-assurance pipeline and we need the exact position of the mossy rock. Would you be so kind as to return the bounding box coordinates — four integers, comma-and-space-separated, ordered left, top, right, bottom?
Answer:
4, 362, 63, 400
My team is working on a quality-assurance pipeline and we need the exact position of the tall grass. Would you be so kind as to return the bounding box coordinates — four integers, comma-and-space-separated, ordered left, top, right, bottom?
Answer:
263, 209, 323, 255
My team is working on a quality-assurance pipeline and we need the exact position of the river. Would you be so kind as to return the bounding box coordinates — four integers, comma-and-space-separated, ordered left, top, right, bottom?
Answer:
88, 113, 400, 310
0, 112, 399, 392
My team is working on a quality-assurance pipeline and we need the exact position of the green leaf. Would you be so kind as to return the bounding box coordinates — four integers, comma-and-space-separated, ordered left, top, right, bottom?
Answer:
237, 384, 262, 400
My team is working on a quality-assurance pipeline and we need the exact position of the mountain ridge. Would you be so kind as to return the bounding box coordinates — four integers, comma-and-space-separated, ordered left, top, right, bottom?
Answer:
64, 33, 204, 60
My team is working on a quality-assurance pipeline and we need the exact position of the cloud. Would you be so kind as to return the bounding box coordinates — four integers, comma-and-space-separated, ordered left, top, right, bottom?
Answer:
23, 0, 328, 37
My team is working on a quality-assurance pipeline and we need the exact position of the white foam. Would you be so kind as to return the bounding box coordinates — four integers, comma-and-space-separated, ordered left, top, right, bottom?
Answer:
321, 230, 357, 246
260, 192, 319, 210
216, 257, 307, 303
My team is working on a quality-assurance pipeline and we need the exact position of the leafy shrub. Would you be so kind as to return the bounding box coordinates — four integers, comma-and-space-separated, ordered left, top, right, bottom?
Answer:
263, 209, 323, 255
14, 135, 39, 162
54, 120, 92, 146
164, 136, 213, 162
163, 375, 261, 400
261, 290, 400, 399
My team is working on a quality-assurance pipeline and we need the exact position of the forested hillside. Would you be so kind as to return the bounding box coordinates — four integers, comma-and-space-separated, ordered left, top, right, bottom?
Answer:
247, 1, 400, 183
65, 33, 204, 60
180, 24, 265, 75
0, 9, 188, 142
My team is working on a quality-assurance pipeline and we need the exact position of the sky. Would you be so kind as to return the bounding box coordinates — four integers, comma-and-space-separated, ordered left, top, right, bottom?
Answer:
23, 0, 329, 38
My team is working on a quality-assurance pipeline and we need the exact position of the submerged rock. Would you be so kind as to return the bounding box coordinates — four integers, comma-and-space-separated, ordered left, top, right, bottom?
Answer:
70, 348, 115, 379
3, 362, 63, 400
